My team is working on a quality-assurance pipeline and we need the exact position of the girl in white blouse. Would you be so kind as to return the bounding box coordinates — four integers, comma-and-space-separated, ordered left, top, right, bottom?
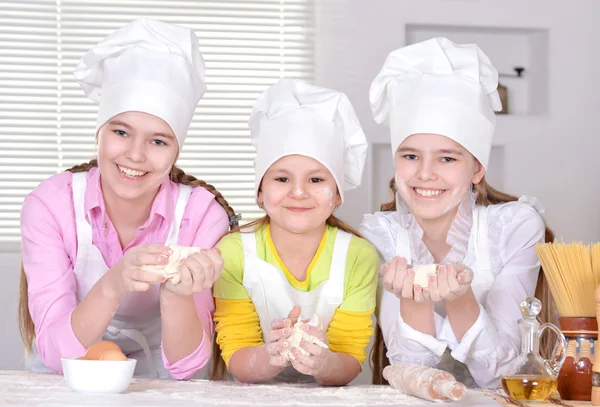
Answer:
361, 37, 554, 388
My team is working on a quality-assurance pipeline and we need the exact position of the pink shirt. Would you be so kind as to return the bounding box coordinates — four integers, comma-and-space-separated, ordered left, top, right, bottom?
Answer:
20, 167, 229, 380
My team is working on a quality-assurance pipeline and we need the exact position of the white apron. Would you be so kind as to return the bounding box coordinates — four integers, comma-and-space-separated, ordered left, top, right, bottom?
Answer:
241, 228, 351, 383
380, 205, 494, 386
26, 171, 192, 379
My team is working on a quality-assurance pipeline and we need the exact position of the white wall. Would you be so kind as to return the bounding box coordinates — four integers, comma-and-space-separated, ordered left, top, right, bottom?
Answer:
316, 0, 600, 245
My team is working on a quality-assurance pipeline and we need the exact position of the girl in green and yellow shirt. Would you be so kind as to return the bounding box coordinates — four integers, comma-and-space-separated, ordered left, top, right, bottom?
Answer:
213, 79, 378, 386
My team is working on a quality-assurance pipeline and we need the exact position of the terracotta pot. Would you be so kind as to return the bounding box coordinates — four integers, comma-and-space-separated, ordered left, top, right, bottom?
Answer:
557, 317, 598, 401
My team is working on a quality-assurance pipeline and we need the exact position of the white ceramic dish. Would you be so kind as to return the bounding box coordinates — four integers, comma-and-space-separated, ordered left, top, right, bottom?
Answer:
61, 357, 137, 394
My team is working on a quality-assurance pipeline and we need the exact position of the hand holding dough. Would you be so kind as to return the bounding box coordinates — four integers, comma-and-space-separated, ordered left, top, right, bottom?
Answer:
427, 264, 474, 302
279, 314, 329, 362
411, 264, 438, 289
140, 245, 200, 285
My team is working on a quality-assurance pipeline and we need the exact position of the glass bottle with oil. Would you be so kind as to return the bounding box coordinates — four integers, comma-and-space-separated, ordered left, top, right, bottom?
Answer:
502, 297, 568, 402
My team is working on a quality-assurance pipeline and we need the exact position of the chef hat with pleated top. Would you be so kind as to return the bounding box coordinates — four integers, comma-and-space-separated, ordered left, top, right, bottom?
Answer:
248, 78, 368, 204
370, 37, 502, 169
73, 18, 206, 150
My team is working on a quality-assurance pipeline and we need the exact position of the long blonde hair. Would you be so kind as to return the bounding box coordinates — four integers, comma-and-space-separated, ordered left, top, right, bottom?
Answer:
18, 159, 237, 352
210, 212, 363, 380
371, 176, 555, 385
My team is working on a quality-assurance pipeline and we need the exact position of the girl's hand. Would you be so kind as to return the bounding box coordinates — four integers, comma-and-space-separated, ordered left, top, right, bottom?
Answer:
291, 323, 330, 376
425, 264, 474, 302
381, 257, 428, 302
162, 248, 224, 296
102, 245, 171, 299
266, 305, 301, 367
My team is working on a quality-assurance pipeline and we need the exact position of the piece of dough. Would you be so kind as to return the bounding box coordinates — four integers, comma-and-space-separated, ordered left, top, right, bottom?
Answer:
412, 264, 438, 288
141, 245, 200, 285
280, 314, 329, 362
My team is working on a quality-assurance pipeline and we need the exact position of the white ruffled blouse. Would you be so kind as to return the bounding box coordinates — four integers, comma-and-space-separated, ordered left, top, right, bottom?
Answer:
360, 193, 546, 388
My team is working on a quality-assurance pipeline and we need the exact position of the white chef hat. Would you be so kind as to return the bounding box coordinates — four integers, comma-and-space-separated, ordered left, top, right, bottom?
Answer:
370, 37, 502, 169
248, 79, 368, 204
73, 18, 206, 150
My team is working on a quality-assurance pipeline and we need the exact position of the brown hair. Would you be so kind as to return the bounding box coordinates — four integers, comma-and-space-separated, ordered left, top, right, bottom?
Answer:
18, 159, 237, 352
371, 176, 555, 385
210, 212, 363, 380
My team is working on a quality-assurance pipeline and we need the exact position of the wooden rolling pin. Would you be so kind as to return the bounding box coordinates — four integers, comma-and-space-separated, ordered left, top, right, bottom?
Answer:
592, 285, 600, 405
383, 362, 466, 402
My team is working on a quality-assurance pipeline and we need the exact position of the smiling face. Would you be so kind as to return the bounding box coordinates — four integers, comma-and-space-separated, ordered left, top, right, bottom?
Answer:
394, 133, 485, 221
96, 111, 179, 204
257, 155, 341, 234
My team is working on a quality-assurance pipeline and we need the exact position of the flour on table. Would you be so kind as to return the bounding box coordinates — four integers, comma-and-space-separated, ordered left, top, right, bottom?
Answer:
141, 245, 200, 285
279, 314, 329, 362
0, 371, 499, 406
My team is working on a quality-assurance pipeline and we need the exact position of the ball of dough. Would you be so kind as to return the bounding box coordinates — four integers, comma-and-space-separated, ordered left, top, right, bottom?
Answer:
412, 264, 438, 288
279, 314, 329, 362
141, 245, 200, 285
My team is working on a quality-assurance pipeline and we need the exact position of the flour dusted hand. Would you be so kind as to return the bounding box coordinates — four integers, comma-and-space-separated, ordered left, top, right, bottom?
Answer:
383, 362, 466, 402
280, 314, 329, 362
141, 245, 200, 284
266, 306, 302, 367
381, 257, 432, 301
102, 245, 172, 299
154, 246, 224, 296
287, 314, 332, 377
425, 264, 474, 302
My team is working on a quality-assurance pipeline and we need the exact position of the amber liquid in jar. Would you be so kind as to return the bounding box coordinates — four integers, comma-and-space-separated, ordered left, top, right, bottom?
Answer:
502, 375, 558, 401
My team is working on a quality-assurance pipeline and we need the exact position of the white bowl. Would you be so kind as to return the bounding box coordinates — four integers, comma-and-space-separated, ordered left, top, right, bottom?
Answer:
61, 357, 137, 394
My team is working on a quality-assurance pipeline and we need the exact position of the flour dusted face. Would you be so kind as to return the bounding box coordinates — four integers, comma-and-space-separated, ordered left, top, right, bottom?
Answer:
97, 111, 178, 204
393, 133, 484, 221
279, 314, 328, 362
141, 245, 200, 284
257, 155, 341, 235
412, 264, 438, 289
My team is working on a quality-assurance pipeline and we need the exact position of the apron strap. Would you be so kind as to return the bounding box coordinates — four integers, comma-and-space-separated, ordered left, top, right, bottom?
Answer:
107, 325, 158, 379
473, 206, 494, 286
165, 184, 193, 246
395, 226, 412, 264
240, 230, 257, 256
241, 231, 259, 288
327, 230, 352, 298
240, 231, 270, 341
71, 172, 92, 246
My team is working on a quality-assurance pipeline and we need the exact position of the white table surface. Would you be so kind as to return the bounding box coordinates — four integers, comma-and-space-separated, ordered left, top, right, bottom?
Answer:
0, 370, 502, 407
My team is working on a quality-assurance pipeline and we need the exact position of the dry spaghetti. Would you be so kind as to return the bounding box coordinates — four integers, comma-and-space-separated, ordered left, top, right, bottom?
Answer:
535, 242, 600, 317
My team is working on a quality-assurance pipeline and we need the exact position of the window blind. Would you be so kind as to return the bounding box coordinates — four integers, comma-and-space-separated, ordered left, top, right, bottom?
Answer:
0, 0, 315, 244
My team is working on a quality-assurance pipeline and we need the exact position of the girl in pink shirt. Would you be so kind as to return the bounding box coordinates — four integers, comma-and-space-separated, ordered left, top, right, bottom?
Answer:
17, 19, 237, 380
